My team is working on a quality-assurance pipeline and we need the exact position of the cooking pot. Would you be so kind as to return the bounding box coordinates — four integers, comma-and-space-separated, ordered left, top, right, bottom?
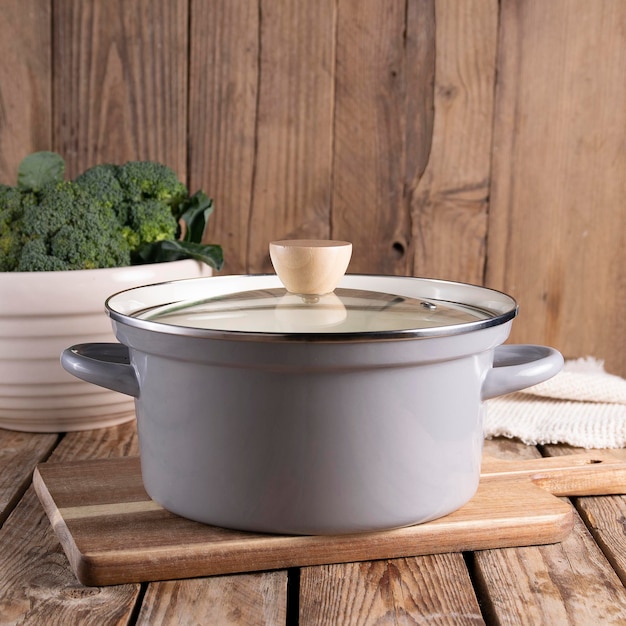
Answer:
61, 240, 563, 535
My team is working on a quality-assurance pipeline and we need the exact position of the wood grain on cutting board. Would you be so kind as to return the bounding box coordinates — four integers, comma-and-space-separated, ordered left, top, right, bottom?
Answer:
30, 454, 592, 587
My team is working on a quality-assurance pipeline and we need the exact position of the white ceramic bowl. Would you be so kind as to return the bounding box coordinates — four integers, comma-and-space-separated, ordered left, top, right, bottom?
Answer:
0, 260, 212, 432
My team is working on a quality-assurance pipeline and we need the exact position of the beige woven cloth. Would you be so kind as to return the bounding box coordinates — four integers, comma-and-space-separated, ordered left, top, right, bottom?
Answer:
484, 357, 626, 449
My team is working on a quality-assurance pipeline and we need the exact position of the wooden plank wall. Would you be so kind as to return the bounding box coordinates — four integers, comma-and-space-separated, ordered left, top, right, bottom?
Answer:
1, 0, 624, 377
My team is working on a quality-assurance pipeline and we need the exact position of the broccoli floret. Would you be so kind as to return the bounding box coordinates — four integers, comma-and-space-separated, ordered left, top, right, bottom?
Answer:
116, 161, 188, 208
81, 161, 185, 250
0, 184, 22, 270
122, 198, 178, 250
0, 185, 38, 271
16, 181, 131, 271
74, 163, 126, 221
115, 161, 187, 250
17, 238, 69, 272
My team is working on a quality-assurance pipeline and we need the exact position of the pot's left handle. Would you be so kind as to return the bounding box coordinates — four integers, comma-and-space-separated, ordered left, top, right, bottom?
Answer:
61, 343, 140, 398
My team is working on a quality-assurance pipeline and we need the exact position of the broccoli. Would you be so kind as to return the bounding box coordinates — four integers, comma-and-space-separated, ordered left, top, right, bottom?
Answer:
74, 163, 126, 221
0, 185, 37, 271
17, 238, 68, 272
0, 185, 22, 270
16, 180, 131, 271
0, 152, 224, 272
116, 160, 188, 207
78, 161, 185, 251
122, 198, 178, 250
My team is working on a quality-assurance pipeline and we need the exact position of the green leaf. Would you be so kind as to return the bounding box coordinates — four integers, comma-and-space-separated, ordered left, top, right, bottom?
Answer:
132, 239, 224, 270
17, 151, 65, 192
133, 189, 223, 270
176, 191, 214, 243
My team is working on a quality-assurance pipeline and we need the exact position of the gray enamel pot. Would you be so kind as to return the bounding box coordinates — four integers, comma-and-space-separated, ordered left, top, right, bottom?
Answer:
61, 272, 563, 535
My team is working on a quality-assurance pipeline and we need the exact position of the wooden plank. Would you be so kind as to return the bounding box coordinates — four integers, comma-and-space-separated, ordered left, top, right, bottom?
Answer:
246, 0, 336, 273
188, 0, 260, 274
474, 514, 626, 625
476, 439, 626, 624
29, 455, 592, 586
404, 0, 436, 223
481, 450, 626, 496
542, 444, 626, 589
0, 422, 141, 624
332, 0, 410, 275
52, 0, 188, 177
299, 556, 484, 625
574, 494, 626, 590
486, 0, 626, 377
136, 572, 287, 625
0, 429, 58, 524
0, 0, 51, 184
408, 0, 498, 283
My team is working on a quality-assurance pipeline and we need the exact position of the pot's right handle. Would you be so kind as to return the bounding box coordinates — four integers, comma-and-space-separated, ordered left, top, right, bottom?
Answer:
61, 343, 140, 398
482, 344, 564, 400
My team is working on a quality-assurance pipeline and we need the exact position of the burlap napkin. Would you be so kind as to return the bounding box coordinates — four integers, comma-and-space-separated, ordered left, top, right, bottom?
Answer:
484, 357, 626, 449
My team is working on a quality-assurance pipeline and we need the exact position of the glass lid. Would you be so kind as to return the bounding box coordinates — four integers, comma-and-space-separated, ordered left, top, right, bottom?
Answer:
107, 241, 517, 339
133, 286, 495, 333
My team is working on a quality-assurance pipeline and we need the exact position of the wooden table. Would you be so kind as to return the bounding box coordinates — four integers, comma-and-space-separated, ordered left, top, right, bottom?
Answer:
3, 420, 626, 625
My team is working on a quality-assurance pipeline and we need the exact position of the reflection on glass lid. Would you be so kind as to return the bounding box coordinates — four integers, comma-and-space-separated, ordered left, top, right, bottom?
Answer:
133, 287, 495, 334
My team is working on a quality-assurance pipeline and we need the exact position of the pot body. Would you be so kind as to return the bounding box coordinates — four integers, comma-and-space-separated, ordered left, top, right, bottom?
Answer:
116, 320, 505, 534
62, 274, 563, 534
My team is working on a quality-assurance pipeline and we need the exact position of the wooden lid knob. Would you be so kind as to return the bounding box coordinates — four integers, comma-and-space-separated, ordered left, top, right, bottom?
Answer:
269, 240, 352, 295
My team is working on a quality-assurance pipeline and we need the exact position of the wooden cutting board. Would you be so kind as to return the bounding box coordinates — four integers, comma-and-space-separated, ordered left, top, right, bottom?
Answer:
33, 451, 626, 587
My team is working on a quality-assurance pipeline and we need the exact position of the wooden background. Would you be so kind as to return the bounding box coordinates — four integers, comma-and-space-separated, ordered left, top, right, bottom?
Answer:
1, 0, 624, 377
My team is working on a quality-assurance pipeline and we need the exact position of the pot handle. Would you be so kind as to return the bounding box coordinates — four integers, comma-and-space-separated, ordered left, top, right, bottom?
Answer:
61, 343, 140, 398
482, 344, 564, 400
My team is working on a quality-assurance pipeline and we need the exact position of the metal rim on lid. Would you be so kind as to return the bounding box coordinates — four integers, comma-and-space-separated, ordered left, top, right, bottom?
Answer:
106, 240, 517, 342
105, 273, 518, 342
